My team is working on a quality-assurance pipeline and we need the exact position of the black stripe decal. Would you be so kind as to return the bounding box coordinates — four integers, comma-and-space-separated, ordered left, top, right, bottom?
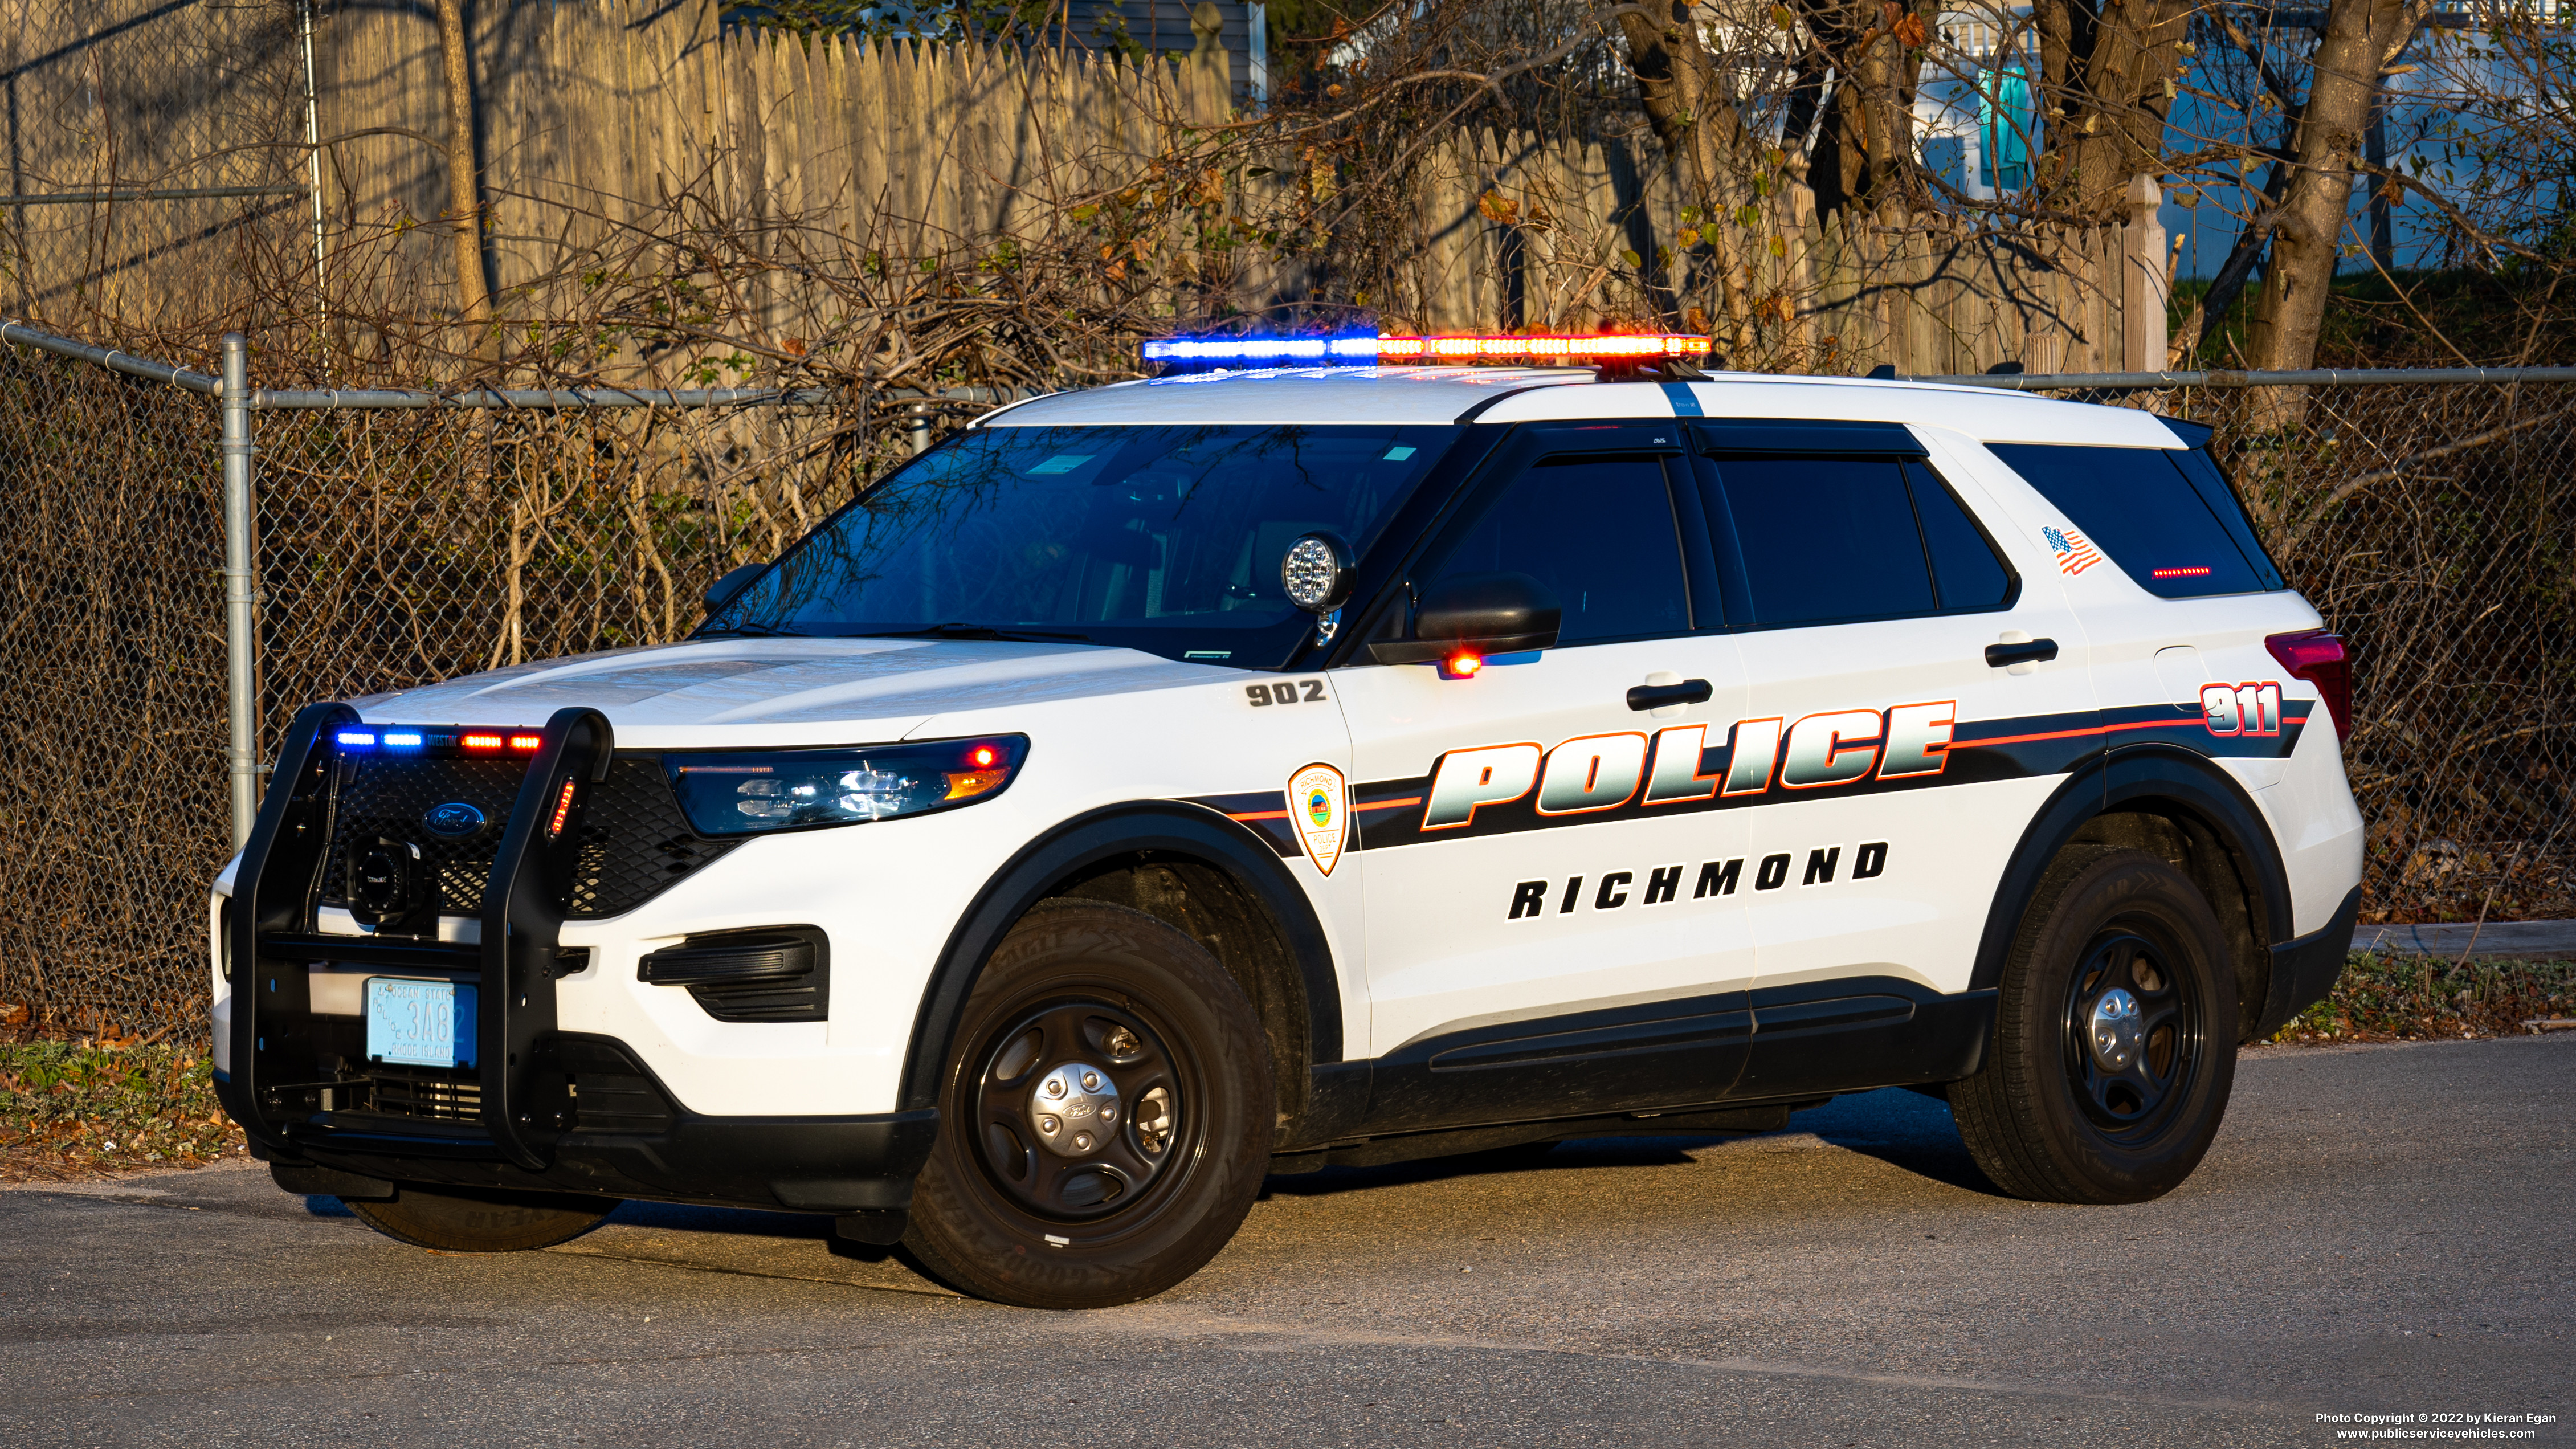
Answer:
1181, 789, 1301, 858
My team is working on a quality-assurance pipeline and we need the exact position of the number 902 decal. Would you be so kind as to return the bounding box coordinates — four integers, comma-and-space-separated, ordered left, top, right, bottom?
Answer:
1247, 679, 1328, 707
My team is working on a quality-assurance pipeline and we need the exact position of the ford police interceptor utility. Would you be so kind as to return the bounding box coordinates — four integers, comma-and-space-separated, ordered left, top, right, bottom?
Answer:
211, 335, 2363, 1309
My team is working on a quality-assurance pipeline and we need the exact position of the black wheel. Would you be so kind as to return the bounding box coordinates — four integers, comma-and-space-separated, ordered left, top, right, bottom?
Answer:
348, 1183, 615, 1252
1951, 847, 2238, 1204
903, 900, 1275, 1309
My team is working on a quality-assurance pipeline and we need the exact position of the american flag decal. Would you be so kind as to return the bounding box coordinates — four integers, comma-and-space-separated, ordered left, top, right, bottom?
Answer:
2043, 526, 2104, 576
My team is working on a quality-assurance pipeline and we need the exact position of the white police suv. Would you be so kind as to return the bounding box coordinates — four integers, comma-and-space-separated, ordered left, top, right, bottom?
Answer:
213, 342, 2364, 1308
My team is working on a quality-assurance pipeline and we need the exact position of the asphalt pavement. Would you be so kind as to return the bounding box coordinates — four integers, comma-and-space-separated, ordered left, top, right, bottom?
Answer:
2, 1035, 2568, 1447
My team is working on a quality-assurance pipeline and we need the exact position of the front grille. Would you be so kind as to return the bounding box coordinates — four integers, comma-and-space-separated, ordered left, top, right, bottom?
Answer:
562, 760, 742, 918
319, 753, 741, 924
363, 1063, 483, 1121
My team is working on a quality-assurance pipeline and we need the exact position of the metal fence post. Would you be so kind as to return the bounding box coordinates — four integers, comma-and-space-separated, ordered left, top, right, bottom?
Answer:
221, 333, 259, 851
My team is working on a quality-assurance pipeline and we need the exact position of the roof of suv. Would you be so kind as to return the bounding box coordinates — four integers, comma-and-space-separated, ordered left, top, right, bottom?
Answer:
975, 366, 2186, 448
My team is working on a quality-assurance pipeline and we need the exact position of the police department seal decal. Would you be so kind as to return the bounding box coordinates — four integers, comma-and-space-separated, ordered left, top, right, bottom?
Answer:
1287, 762, 1348, 877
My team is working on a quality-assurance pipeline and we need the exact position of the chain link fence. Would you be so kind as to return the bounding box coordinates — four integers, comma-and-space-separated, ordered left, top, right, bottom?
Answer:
0, 340, 227, 1036
5, 326, 2573, 1037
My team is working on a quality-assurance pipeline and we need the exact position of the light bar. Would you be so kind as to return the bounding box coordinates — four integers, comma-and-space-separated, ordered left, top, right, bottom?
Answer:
1374, 334, 1707, 362
1140, 336, 1381, 365
332, 726, 546, 754
1140, 332, 1712, 369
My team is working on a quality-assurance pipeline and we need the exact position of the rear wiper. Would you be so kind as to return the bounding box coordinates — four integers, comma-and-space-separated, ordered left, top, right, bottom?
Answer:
863, 622, 1093, 644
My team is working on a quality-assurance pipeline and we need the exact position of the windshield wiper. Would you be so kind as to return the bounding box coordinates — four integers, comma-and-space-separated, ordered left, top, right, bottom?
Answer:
859, 621, 1093, 644
693, 620, 810, 639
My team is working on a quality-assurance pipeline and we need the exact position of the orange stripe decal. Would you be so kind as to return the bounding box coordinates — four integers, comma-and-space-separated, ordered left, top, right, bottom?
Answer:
1356, 796, 1423, 811
1963, 718, 2207, 749
1228, 809, 1290, 821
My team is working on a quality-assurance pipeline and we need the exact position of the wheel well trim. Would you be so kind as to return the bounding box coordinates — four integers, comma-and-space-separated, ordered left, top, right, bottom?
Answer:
1972, 746, 2291, 994
899, 800, 1345, 1113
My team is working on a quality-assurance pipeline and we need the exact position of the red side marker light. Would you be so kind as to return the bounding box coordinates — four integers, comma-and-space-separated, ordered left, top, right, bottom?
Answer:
970, 745, 998, 769
2151, 566, 2213, 579
546, 777, 579, 839
1447, 652, 1484, 677
508, 734, 542, 752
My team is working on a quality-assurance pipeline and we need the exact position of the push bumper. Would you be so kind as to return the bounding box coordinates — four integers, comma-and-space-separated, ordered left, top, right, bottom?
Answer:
221, 701, 938, 1214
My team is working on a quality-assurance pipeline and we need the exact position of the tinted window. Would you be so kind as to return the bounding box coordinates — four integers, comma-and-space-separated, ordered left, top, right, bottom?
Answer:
1987, 444, 2271, 598
2168, 447, 2285, 590
1907, 463, 2015, 611
1428, 456, 1689, 643
703, 423, 1450, 666
1705, 456, 1934, 627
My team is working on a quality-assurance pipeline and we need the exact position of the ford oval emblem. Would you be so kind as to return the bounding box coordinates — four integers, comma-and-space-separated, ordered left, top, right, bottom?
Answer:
422, 801, 488, 838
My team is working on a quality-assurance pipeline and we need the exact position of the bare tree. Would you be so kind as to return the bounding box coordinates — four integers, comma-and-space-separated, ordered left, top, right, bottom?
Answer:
1788, 0, 1933, 219
2245, 0, 2430, 369
435, 0, 496, 362
2027, 0, 2197, 217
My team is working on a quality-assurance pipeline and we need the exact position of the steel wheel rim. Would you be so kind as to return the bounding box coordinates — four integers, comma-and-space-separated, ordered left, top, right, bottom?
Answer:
965, 994, 1195, 1224
2060, 923, 2202, 1137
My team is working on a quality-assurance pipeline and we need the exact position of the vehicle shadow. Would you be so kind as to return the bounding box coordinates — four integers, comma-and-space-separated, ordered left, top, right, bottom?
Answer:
297, 1089, 2000, 1244
598, 1199, 907, 1266
1259, 1087, 2005, 1200
1765, 1087, 2002, 1196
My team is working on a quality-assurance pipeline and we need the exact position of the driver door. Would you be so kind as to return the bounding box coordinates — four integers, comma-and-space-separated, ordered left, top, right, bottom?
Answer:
1331, 425, 1754, 1130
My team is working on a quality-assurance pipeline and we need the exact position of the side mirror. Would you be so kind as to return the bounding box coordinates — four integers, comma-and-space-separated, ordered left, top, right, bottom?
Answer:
704, 562, 766, 614
1369, 571, 1561, 665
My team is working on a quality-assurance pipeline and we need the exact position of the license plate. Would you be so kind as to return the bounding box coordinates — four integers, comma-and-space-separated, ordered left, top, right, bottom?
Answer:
364, 978, 477, 1069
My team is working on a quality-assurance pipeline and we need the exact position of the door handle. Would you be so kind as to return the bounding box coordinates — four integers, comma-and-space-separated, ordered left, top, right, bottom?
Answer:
1627, 679, 1714, 712
1984, 638, 2060, 668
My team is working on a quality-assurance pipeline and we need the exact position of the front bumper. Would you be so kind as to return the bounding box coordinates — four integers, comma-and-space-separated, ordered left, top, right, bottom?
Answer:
229, 1060, 937, 1212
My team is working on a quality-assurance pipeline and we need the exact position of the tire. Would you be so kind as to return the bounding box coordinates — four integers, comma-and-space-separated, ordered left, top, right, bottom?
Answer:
348, 1184, 615, 1252
903, 900, 1276, 1309
1951, 847, 2239, 1204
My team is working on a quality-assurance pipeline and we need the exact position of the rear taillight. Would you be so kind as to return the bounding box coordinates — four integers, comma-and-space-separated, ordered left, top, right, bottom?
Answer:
2265, 630, 2351, 741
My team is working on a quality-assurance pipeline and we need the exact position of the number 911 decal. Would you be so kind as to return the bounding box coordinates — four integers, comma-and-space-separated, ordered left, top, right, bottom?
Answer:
2201, 681, 2282, 736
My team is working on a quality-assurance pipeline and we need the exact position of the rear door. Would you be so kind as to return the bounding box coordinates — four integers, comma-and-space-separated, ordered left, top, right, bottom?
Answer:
1683, 423, 2100, 1096
1332, 423, 1754, 1128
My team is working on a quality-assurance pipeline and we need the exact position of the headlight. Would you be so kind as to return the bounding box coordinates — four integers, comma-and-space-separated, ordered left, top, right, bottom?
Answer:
664, 736, 1028, 836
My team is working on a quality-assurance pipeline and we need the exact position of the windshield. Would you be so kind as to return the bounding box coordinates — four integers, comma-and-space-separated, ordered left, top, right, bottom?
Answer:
700, 423, 1455, 666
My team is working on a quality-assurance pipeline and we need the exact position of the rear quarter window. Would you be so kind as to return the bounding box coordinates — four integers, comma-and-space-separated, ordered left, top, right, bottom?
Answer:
1985, 443, 2280, 598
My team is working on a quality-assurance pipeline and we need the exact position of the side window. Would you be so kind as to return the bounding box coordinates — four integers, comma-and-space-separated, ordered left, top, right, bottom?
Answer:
1701, 455, 1934, 627
1987, 443, 2273, 598
1425, 456, 1690, 644
1906, 463, 2016, 611
2167, 447, 2286, 590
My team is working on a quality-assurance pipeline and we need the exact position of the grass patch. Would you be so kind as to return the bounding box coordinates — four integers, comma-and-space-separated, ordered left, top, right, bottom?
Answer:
0, 1040, 247, 1182
2268, 953, 2576, 1046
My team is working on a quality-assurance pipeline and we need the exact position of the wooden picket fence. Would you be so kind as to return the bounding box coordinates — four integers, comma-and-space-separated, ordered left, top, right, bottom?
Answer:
1, 0, 2157, 376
